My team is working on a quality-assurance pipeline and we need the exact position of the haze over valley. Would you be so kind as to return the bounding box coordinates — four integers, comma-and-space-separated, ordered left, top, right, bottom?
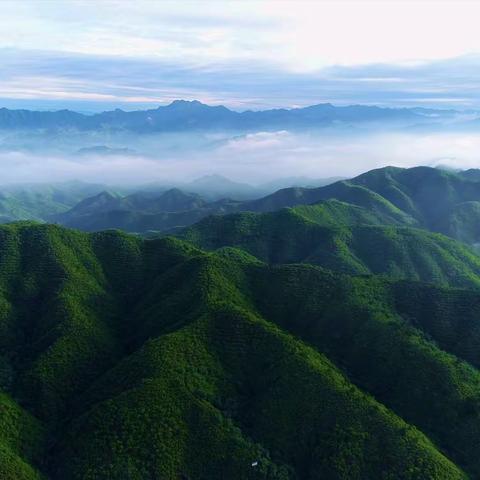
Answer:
2, 100, 480, 187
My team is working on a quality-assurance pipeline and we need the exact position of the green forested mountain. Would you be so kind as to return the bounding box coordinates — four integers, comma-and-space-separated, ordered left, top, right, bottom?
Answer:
5, 166, 480, 241
0, 182, 106, 223
55, 188, 207, 218
53, 197, 240, 234
181, 203, 480, 289
2, 222, 480, 478
49, 166, 480, 241
243, 166, 480, 244
50, 188, 218, 233
3, 166, 480, 479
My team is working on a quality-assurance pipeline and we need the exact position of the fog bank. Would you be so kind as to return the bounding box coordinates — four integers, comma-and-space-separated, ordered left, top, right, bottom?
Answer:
1, 130, 480, 186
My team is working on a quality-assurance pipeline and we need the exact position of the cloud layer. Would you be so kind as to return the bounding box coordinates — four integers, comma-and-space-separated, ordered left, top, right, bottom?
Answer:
1, 1, 480, 110
2, 130, 480, 186
2, 48, 480, 112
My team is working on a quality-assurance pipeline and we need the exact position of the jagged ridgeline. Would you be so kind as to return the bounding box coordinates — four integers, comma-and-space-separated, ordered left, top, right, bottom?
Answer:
4, 223, 480, 478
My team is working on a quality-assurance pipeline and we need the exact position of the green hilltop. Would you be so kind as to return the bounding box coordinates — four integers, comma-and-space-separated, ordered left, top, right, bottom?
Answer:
35, 166, 480, 243
4, 166, 480, 244
243, 166, 480, 245
2, 222, 480, 478
181, 203, 480, 289
4, 165, 480, 478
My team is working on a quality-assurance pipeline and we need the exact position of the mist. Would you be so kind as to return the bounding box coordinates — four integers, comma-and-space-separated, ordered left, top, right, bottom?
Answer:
1, 128, 480, 187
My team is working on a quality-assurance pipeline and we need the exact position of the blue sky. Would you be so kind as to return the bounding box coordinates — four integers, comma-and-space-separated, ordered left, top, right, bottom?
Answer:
2, 0, 480, 112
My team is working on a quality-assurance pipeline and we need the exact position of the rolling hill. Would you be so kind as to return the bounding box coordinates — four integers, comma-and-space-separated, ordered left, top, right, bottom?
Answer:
2, 222, 480, 478
0, 181, 106, 223
229, 166, 480, 247
6, 165, 478, 244
180, 203, 480, 289
52, 192, 240, 234
51, 166, 480, 242
54, 188, 206, 218
242, 166, 460, 215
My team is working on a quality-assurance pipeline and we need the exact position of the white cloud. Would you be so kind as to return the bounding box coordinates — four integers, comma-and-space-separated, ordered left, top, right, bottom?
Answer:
2, 1, 480, 71
221, 131, 291, 152
259, 1, 480, 70
2, 2, 480, 110
3, 130, 480, 185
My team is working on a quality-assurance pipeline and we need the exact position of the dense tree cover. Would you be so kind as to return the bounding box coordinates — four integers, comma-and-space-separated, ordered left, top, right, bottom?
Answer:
2, 222, 480, 478
4, 165, 480, 241
0, 183, 105, 223
46, 165, 480, 238
243, 166, 480, 245
181, 205, 480, 289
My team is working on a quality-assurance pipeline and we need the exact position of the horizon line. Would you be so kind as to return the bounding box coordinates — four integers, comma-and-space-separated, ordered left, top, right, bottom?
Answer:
0, 99, 467, 115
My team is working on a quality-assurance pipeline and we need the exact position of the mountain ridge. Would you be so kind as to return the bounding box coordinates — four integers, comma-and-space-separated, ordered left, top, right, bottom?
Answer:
180, 204, 480, 289
50, 165, 480, 244
1, 222, 479, 478
0, 100, 461, 132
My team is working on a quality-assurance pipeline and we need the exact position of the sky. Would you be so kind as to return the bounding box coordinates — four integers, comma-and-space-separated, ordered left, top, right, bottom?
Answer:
2, 0, 480, 111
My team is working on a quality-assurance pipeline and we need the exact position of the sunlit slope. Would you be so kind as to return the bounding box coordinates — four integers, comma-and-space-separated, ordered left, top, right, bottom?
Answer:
244, 166, 480, 244
48, 166, 480, 239
0, 393, 45, 480
3, 223, 480, 477
181, 204, 480, 288
0, 183, 105, 223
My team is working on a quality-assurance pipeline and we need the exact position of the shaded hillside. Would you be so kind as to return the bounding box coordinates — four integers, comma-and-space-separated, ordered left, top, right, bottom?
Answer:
1, 223, 480, 478
52, 168, 418, 235
243, 166, 480, 244
181, 204, 480, 289
438, 201, 480, 245
185, 174, 259, 201
53, 188, 206, 218
52, 166, 480, 241
54, 196, 240, 233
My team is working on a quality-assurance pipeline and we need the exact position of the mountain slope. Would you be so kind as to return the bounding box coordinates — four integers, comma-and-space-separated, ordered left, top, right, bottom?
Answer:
0, 393, 45, 480
0, 182, 106, 223
185, 174, 259, 200
54, 200, 239, 234
52, 171, 418, 234
1, 223, 479, 478
50, 165, 480, 239
243, 166, 480, 245
52, 188, 212, 232
55, 188, 206, 217
181, 204, 480, 289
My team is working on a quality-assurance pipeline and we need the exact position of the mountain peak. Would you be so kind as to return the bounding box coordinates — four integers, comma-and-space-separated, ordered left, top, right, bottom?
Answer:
160, 187, 193, 198
167, 99, 206, 108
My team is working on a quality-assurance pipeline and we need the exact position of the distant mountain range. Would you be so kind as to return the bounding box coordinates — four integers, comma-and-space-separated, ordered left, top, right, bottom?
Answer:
76, 145, 138, 156
0, 100, 468, 132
